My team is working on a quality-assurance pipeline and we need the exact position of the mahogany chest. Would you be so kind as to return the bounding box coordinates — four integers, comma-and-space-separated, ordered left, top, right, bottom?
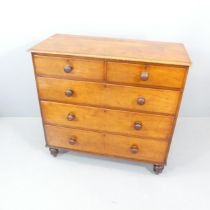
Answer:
30, 34, 191, 174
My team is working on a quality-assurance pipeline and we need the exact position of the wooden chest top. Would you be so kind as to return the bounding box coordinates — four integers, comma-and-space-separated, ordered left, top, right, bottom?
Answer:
30, 34, 191, 66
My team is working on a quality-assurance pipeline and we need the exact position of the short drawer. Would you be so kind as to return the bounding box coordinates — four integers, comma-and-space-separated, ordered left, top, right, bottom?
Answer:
38, 77, 180, 115
107, 61, 186, 89
104, 131, 167, 163
33, 55, 104, 81
45, 125, 105, 154
41, 101, 174, 139
45, 125, 168, 163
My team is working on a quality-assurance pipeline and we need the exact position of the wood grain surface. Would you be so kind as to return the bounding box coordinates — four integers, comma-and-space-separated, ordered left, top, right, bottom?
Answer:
45, 125, 168, 163
37, 77, 180, 115
30, 34, 191, 66
41, 101, 174, 139
33, 55, 105, 81
30, 34, 191, 168
107, 61, 187, 89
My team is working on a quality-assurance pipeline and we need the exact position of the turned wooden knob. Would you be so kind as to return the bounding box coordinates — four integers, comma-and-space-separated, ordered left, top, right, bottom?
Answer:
134, 122, 142, 130
140, 71, 149, 81
65, 89, 74, 97
64, 65, 73, 73
67, 113, 75, 121
137, 96, 145, 105
69, 136, 77, 145
130, 145, 139, 154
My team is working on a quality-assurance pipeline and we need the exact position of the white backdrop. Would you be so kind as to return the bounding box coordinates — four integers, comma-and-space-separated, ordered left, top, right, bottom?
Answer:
0, 0, 209, 117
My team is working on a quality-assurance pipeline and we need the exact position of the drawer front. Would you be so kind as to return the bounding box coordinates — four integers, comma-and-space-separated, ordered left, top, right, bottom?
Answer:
104, 132, 167, 163
107, 62, 186, 89
38, 77, 180, 115
45, 125, 167, 163
45, 125, 105, 154
33, 55, 104, 81
41, 101, 174, 139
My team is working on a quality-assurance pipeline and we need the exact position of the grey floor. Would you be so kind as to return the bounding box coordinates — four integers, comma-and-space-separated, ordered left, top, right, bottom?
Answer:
0, 117, 210, 210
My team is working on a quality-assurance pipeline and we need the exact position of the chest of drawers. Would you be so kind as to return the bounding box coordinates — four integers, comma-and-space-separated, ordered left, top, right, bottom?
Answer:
30, 34, 191, 174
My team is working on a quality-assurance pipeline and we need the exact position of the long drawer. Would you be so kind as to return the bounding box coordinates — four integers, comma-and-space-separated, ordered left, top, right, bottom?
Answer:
41, 101, 174, 139
33, 55, 105, 81
37, 77, 180, 115
45, 125, 168, 163
107, 61, 186, 89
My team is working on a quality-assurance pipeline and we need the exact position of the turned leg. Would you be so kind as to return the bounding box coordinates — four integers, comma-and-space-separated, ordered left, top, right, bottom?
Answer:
153, 164, 164, 174
49, 148, 59, 157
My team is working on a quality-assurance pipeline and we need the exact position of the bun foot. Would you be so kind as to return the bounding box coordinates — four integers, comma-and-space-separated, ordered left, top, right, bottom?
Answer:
49, 148, 59, 157
153, 164, 164, 174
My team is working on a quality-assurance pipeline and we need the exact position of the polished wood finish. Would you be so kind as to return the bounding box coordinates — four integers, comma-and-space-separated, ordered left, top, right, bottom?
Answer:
37, 77, 180, 115
30, 34, 191, 66
140, 71, 149, 81
107, 62, 186, 89
45, 125, 168, 163
65, 88, 74, 97
64, 65, 73, 73
42, 101, 174, 139
46, 125, 105, 154
68, 136, 77, 145
137, 96, 145, 105
67, 113, 75, 121
30, 34, 191, 174
104, 132, 167, 163
134, 122, 143, 130
33, 55, 105, 81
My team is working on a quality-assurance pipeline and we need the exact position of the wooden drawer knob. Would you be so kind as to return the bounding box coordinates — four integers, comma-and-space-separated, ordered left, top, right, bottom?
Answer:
64, 65, 73, 73
69, 136, 77, 145
65, 89, 74, 97
130, 145, 139, 154
140, 71, 149, 81
134, 122, 142, 130
137, 97, 145, 105
67, 113, 75, 121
